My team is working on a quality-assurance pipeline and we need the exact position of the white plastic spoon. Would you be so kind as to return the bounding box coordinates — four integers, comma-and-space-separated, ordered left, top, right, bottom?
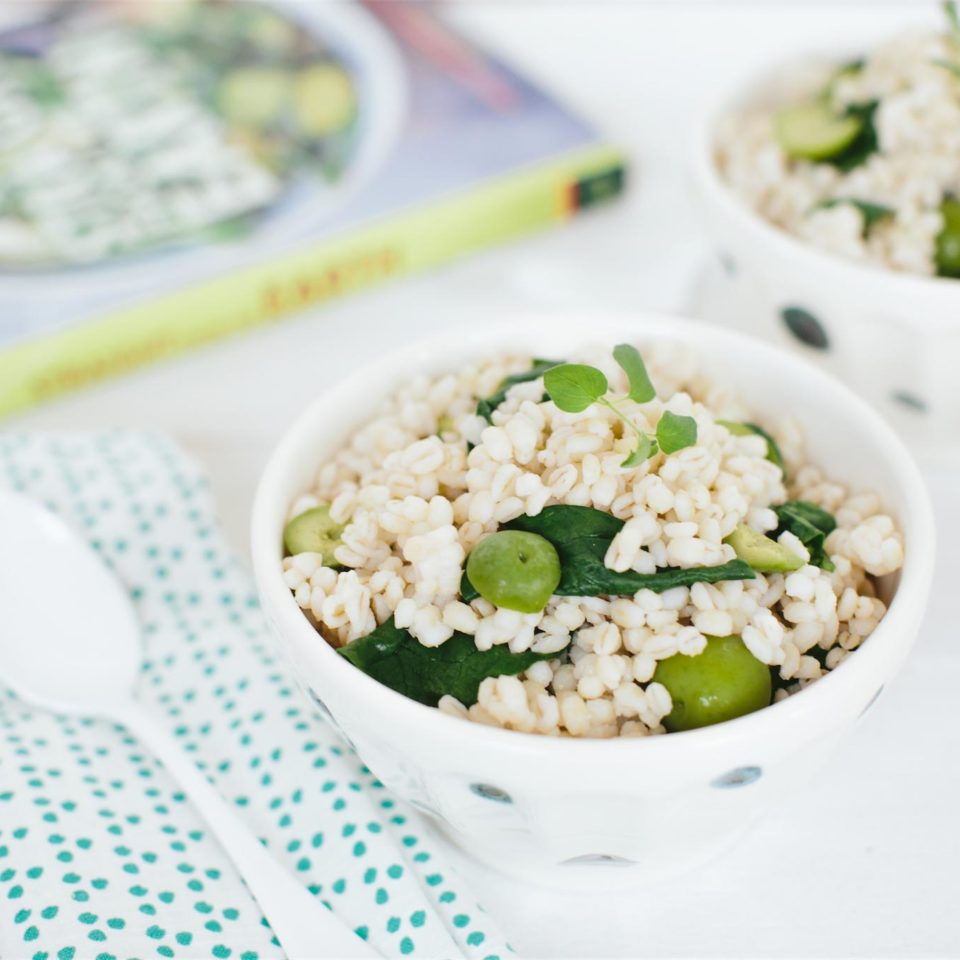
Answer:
0, 491, 379, 960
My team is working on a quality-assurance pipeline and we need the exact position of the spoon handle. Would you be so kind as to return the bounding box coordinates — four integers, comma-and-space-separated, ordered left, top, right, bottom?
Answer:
112, 699, 380, 960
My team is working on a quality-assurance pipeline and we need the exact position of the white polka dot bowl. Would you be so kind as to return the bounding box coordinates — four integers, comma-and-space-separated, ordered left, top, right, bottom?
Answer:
251, 312, 934, 888
690, 62, 960, 459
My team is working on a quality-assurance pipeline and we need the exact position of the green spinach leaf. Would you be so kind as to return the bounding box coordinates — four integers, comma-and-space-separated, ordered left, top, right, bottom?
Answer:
774, 500, 837, 571
827, 101, 879, 172
933, 57, 960, 79
811, 197, 894, 236
476, 358, 564, 423
718, 419, 787, 476
461, 505, 755, 601
821, 58, 865, 105
742, 421, 786, 475
338, 616, 558, 706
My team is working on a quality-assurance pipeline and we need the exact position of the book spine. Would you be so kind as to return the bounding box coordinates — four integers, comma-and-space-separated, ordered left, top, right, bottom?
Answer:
0, 144, 625, 417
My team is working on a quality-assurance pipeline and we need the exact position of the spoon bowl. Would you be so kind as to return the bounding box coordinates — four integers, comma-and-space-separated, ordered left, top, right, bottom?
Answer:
0, 490, 380, 960
0, 491, 141, 711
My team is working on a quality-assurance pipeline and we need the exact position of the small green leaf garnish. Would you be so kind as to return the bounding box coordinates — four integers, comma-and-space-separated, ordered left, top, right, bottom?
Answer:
932, 57, 960, 78
595, 395, 659, 468
946, 0, 960, 41
936, 4, 960, 78
539, 346, 701, 468
620, 434, 657, 468
655, 411, 698, 454
811, 197, 894, 237
543, 363, 609, 413
613, 343, 656, 403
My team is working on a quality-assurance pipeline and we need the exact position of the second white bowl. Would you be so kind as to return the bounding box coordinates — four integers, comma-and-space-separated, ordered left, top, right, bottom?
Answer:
690, 58, 960, 453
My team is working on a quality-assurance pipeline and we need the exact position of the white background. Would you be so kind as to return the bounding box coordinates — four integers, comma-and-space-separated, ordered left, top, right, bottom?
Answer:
10, 2, 960, 956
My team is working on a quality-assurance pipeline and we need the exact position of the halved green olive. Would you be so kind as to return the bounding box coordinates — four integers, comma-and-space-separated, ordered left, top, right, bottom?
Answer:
774, 101, 863, 161
465, 531, 561, 614
283, 504, 344, 564
935, 196, 960, 278
654, 635, 773, 732
724, 524, 804, 574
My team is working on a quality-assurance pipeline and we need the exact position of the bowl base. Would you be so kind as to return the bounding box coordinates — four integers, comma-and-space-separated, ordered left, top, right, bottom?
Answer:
429, 808, 759, 892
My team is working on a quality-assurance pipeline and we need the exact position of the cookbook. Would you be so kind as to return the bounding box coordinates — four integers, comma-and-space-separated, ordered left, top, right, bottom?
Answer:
0, 0, 625, 416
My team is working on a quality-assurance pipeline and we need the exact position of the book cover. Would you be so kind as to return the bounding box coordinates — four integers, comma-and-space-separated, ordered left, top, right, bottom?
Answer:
0, 0, 626, 415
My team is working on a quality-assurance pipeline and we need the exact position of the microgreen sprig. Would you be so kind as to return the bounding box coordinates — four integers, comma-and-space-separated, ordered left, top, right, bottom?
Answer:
933, 2, 960, 75
543, 344, 698, 468
946, 0, 960, 42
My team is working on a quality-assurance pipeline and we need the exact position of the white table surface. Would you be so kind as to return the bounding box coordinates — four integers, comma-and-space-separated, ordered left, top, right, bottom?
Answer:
9, 2, 959, 957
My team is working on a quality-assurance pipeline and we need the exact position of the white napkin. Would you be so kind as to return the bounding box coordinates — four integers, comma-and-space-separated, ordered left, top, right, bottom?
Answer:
0, 432, 511, 960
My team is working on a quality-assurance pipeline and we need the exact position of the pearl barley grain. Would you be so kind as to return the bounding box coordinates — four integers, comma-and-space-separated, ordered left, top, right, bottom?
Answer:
283, 345, 904, 737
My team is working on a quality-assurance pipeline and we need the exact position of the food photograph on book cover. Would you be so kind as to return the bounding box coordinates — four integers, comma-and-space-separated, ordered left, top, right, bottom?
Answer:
0, 0, 622, 417
0, 3, 955, 960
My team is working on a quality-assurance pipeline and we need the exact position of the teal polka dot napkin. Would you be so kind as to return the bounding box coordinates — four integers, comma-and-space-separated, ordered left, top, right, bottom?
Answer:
0, 433, 510, 960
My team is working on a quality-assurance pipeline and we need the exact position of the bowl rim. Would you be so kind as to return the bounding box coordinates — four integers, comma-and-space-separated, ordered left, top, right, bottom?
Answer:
689, 45, 960, 309
250, 311, 936, 758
